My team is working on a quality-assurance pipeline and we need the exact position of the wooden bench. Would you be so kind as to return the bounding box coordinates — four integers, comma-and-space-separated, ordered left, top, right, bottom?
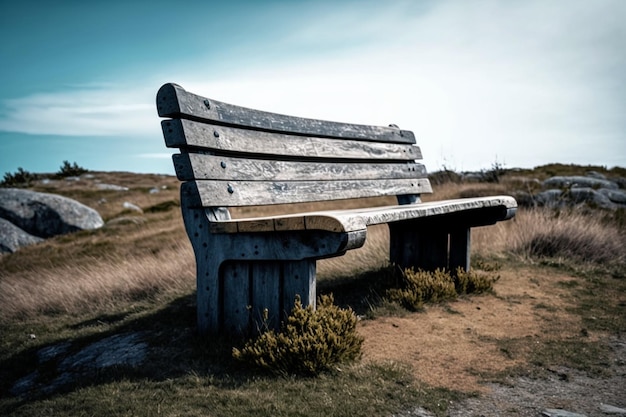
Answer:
156, 83, 517, 336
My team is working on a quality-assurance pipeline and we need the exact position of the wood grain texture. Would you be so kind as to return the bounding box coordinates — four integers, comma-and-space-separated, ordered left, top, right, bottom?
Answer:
209, 196, 517, 234
157, 83, 415, 144
185, 178, 432, 207
163, 119, 421, 160
173, 153, 426, 182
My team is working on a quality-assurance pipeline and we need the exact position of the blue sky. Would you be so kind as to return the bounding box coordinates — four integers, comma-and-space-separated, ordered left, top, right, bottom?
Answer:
1, 0, 625, 175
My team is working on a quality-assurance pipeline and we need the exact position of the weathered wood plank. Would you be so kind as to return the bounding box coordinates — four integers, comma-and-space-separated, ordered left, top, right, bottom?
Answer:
282, 261, 316, 318
163, 119, 421, 160
221, 262, 251, 335
184, 178, 432, 207
157, 83, 415, 143
209, 196, 517, 234
173, 153, 426, 182
251, 262, 281, 331
449, 228, 471, 272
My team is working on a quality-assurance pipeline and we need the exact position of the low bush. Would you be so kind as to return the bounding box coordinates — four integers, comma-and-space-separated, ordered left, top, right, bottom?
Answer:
1, 167, 37, 188
56, 160, 88, 177
232, 294, 363, 376
386, 267, 499, 311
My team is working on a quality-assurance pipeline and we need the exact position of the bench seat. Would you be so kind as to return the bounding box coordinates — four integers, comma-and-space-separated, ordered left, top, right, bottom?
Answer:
210, 196, 517, 234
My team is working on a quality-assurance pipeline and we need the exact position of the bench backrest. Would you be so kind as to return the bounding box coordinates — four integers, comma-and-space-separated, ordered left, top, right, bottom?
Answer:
157, 83, 433, 209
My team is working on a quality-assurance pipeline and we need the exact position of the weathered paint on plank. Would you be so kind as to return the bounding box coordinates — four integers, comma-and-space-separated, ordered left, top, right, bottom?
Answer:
221, 262, 251, 335
157, 83, 415, 144
282, 261, 316, 317
449, 228, 471, 272
251, 262, 281, 331
162, 119, 421, 160
209, 196, 517, 234
173, 153, 427, 182
183, 178, 433, 207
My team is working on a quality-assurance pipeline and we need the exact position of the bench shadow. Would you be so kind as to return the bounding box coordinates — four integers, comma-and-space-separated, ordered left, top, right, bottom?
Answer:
1, 266, 398, 412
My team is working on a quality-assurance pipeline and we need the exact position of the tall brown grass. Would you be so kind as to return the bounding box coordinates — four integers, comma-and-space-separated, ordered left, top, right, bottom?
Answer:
0, 242, 195, 319
473, 208, 626, 267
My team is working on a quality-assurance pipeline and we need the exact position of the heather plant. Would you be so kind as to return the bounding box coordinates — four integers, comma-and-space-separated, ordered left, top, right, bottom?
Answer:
232, 294, 363, 376
386, 267, 499, 311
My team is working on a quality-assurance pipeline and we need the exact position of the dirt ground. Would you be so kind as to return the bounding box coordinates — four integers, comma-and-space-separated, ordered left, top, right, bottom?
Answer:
358, 266, 626, 416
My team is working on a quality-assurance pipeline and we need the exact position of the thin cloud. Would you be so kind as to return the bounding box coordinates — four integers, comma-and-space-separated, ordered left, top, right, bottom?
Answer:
0, 86, 157, 137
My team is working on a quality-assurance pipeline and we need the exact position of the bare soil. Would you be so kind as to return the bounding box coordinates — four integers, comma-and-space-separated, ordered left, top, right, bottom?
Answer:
358, 266, 626, 416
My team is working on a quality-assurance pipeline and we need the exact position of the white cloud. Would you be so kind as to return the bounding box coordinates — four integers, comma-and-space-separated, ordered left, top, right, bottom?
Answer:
1, 0, 624, 171
0, 85, 158, 137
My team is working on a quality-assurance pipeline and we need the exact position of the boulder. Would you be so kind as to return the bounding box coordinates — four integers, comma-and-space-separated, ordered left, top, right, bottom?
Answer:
535, 189, 565, 207
0, 188, 104, 238
599, 188, 626, 205
542, 176, 618, 190
568, 187, 615, 209
0, 217, 43, 253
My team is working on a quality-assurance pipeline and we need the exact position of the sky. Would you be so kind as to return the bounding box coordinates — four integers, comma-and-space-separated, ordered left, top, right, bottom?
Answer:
0, 0, 625, 176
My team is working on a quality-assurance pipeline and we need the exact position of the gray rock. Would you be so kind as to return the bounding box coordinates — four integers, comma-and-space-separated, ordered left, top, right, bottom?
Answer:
543, 176, 619, 190
59, 333, 147, 371
122, 201, 143, 213
0, 188, 104, 238
535, 189, 565, 207
10, 332, 147, 397
586, 171, 607, 180
569, 187, 615, 209
96, 183, 129, 191
0, 217, 43, 253
542, 409, 587, 417
599, 188, 626, 205
600, 404, 626, 414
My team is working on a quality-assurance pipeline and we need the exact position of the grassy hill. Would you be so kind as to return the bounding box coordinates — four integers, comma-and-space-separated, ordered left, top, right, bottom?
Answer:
1, 165, 625, 416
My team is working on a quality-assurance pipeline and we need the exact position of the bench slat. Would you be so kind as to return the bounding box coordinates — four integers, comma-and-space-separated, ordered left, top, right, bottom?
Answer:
209, 196, 518, 234
157, 83, 415, 144
173, 153, 427, 182
182, 179, 432, 207
163, 119, 421, 161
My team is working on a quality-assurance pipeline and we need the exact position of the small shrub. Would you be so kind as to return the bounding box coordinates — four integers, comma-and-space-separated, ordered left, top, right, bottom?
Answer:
454, 267, 499, 295
482, 161, 507, 183
429, 169, 462, 185
386, 268, 457, 311
386, 267, 499, 311
1, 167, 36, 188
232, 294, 363, 376
56, 160, 88, 178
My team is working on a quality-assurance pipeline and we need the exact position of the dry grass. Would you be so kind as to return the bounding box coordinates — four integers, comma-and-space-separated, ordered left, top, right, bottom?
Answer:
0, 241, 194, 319
473, 208, 626, 269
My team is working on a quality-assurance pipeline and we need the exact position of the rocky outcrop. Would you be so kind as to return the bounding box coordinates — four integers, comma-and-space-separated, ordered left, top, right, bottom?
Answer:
525, 173, 626, 210
0, 217, 43, 253
0, 188, 104, 253
11, 332, 148, 397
